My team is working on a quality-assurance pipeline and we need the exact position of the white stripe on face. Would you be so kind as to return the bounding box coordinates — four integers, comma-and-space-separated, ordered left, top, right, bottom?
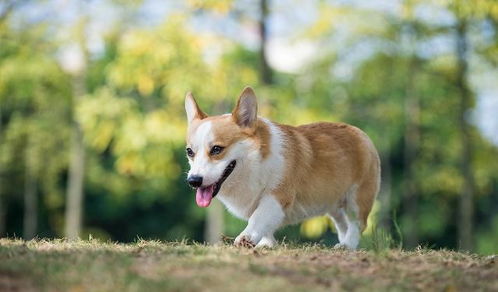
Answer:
188, 121, 228, 186
191, 121, 213, 154
189, 121, 213, 177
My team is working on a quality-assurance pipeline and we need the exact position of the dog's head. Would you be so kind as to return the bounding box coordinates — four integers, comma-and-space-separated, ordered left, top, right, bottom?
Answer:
185, 87, 260, 207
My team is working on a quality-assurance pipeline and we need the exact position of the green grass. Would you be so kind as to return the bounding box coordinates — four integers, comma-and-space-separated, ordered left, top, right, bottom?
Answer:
0, 239, 496, 292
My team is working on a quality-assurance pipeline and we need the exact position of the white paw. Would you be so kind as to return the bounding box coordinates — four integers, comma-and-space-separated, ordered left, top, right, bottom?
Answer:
255, 236, 276, 249
334, 243, 358, 250
334, 243, 349, 250
234, 232, 261, 248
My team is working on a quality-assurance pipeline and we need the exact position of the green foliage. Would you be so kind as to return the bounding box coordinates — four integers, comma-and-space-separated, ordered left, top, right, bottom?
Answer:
361, 226, 398, 253
0, 24, 72, 220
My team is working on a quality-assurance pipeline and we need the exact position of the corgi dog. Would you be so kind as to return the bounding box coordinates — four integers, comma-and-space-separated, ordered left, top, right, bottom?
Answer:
185, 87, 380, 249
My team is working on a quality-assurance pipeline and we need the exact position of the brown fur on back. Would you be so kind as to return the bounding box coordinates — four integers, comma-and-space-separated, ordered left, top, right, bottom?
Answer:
271, 122, 380, 230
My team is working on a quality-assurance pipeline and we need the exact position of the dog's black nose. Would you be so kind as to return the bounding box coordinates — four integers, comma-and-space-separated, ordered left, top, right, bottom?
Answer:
187, 175, 203, 188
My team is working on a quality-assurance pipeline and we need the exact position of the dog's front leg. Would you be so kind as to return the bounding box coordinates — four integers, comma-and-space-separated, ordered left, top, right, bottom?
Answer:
234, 195, 284, 248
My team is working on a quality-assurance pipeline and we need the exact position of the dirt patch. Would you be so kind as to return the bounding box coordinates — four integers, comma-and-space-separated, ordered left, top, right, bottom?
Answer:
1, 240, 496, 292
0, 272, 36, 292
241, 249, 498, 291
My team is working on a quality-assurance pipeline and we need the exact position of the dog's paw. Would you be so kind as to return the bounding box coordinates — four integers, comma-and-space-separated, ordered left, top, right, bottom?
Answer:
333, 243, 348, 250
334, 243, 357, 250
255, 236, 276, 249
234, 234, 256, 248
234, 231, 264, 248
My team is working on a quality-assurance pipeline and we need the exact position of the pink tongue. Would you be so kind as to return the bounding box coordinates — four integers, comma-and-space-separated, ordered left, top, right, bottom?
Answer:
196, 185, 215, 208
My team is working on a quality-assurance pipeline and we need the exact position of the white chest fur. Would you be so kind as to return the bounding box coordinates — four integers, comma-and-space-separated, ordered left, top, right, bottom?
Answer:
216, 119, 285, 221
217, 191, 255, 220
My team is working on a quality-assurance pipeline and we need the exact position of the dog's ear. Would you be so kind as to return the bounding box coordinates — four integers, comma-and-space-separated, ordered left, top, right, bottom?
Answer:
232, 86, 258, 129
185, 92, 207, 125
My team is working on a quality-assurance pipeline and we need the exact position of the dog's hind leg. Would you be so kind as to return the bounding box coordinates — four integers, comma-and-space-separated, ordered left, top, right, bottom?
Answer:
334, 185, 361, 250
328, 208, 348, 245
342, 168, 380, 249
343, 209, 361, 249
356, 165, 380, 233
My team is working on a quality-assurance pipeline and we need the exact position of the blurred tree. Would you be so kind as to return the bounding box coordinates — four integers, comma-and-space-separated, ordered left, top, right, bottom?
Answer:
446, 0, 498, 251
400, 0, 421, 249
0, 0, 18, 238
259, 0, 271, 85
0, 19, 72, 239
23, 133, 37, 239
63, 16, 90, 240
0, 106, 4, 237
78, 16, 223, 241
454, 14, 475, 251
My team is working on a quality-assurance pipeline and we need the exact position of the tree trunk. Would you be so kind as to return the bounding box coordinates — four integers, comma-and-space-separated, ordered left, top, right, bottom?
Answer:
0, 188, 4, 237
205, 200, 224, 244
0, 110, 5, 237
64, 83, 86, 240
400, 13, 421, 249
403, 57, 420, 249
0, 192, 4, 237
378, 147, 392, 231
455, 19, 475, 251
64, 17, 88, 240
23, 148, 37, 240
259, 0, 272, 85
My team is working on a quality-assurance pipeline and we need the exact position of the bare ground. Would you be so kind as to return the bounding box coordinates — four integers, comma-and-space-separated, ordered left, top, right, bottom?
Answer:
0, 239, 496, 292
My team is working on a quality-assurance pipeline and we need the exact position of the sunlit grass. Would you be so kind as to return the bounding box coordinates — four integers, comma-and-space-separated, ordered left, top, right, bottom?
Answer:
0, 238, 496, 291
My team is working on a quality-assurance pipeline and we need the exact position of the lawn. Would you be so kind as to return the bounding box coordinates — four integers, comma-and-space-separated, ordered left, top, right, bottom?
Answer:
0, 239, 496, 291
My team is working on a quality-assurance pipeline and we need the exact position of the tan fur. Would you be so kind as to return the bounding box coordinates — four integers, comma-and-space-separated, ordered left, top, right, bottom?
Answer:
271, 122, 380, 230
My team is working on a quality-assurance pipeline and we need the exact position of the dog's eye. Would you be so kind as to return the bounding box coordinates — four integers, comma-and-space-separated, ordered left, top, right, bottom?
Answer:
210, 145, 224, 155
186, 147, 195, 158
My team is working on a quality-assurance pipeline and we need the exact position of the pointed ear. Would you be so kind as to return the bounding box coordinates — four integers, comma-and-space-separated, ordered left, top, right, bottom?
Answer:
185, 92, 207, 125
232, 86, 258, 129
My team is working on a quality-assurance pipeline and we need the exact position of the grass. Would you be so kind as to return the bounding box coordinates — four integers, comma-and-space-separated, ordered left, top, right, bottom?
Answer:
0, 238, 497, 292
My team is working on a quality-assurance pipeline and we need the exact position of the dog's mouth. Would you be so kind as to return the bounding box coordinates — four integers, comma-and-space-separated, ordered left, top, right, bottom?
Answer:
195, 160, 236, 208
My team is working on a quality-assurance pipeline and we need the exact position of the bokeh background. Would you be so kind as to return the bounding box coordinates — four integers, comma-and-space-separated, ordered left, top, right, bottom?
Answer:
0, 0, 497, 254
